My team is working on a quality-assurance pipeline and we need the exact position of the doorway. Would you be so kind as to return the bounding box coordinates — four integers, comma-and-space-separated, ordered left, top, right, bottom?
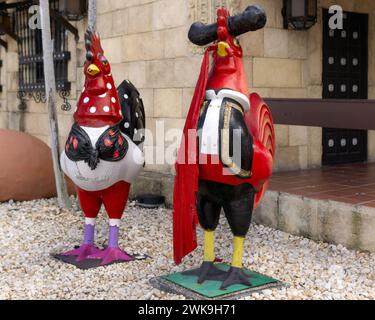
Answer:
322, 9, 368, 165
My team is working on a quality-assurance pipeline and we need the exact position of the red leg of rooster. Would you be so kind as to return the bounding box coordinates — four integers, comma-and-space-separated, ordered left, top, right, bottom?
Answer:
61, 188, 102, 262
88, 181, 134, 266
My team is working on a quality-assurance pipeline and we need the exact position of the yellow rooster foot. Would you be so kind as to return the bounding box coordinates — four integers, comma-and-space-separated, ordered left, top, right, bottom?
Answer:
220, 267, 253, 290
183, 262, 227, 284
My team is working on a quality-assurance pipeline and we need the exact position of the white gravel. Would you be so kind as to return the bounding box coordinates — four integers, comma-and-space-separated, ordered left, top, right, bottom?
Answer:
0, 197, 374, 300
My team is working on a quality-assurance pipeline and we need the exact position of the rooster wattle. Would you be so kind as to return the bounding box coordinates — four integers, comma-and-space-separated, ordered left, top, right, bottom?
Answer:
173, 6, 275, 289
58, 28, 146, 267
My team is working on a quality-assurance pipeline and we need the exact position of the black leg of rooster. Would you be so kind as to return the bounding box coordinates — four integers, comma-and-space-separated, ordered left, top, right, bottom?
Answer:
220, 187, 255, 290
182, 192, 227, 283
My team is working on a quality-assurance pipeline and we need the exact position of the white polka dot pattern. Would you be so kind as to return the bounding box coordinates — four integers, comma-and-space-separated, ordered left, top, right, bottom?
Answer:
89, 107, 97, 114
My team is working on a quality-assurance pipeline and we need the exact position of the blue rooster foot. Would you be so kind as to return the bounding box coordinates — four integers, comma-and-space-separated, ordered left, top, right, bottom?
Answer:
183, 262, 227, 284
61, 244, 102, 262
220, 267, 253, 290
88, 247, 134, 266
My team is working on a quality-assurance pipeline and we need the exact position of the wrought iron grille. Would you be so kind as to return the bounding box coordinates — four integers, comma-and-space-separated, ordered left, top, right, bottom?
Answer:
15, 0, 71, 94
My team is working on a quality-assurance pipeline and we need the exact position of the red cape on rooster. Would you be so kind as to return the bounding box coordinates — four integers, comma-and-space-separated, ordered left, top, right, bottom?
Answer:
57, 27, 146, 269
173, 5, 275, 289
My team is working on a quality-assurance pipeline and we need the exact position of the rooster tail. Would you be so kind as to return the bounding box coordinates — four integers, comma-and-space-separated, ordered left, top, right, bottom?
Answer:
247, 93, 275, 209
117, 80, 146, 146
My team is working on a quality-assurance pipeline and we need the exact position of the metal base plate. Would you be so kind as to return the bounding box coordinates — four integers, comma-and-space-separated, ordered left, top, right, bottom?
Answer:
150, 263, 285, 300
53, 253, 150, 270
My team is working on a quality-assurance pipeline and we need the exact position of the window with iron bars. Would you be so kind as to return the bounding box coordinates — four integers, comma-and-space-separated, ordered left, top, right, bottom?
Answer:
14, 0, 71, 97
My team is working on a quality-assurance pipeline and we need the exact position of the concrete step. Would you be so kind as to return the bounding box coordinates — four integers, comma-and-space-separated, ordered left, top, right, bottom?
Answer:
254, 191, 375, 253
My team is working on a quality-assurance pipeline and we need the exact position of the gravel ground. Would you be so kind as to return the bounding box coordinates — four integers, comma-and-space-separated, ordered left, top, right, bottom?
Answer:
0, 197, 374, 300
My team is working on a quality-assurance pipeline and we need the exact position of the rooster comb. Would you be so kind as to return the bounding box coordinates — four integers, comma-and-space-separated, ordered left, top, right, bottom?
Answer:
84, 27, 104, 62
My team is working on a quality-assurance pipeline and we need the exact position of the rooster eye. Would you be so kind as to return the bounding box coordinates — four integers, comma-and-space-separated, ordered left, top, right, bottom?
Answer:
100, 55, 109, 66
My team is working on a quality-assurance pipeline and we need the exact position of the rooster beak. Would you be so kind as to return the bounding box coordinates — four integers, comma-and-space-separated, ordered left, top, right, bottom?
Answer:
217, 41, 230, 57
87, 64, 100, 76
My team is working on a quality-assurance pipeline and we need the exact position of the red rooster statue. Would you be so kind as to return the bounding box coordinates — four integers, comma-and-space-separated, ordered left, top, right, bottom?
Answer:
58, 28, 145, 267
173, 6, 275, 289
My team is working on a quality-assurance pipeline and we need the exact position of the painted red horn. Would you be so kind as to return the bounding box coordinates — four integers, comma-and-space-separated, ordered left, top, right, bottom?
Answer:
188, 5, 267, 46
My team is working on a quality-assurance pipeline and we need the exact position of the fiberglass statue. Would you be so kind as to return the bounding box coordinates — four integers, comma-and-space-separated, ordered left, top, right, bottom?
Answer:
58, 28, 146, 268
173, 5, 276, 290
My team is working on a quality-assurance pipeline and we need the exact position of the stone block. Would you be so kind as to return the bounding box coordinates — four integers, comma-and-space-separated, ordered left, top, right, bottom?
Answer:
253, 191, 279, 229
253, 58, 302, 88
128, 4, 152, 34
26, 99, 47, 114
173, 57, 203, 88
0, 111, 8, 129
138, 88, 154, 119
240, 29, 264, 57
124, 61, 147, 88
357, 205, 375, 252
146, 59, 175, 88
368, 131, 375, 162
243, 57, 253, 86
7, 111, 22, 131
369, 86, 375, 99
113, 9, 129, 35
264, 28, 288, 58
268, 87, 307, 98
23, 113, 49, 135
111, 63, 130, 87
308, 127, 323, 168
163, 26, 190, 59
278, 194, 323, 239
288, 30, 308, 59
130, 170, 163, 200
274, 145, 307, 171
182, 87, 195, 117
57, 114, 74, 138
274, 124, 289, 147
97, 12, 114, 38
152, 0, 188, 30
76, 43, 86, 68
6, 92, 19, 112
307, 85, 323, 98
123, 32, 165, 62
289, 125, 308, 146
101, 37, 123, 64
6, 52, 18, 73
320, 201, 355, 249
160, 172, 175, 207
154, 88, 183, 118
7, 72, 18, 92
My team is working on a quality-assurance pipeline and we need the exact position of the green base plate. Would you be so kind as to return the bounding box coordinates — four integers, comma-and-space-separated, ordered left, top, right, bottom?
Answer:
151, 264, 284, 300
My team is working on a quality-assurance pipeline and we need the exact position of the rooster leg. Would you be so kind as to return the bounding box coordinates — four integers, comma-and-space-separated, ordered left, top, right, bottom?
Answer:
88, 181, 134, 266
220, 187, 255, 290
61, 188, 102, 262
182, 192, 226, 283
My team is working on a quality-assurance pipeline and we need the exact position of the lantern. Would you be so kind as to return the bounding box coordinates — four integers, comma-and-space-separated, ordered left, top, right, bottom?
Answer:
59, 0, 87, 21
282, 0, 317, 30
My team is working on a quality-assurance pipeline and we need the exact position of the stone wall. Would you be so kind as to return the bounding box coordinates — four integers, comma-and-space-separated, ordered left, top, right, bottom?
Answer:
0, 0, 374, 174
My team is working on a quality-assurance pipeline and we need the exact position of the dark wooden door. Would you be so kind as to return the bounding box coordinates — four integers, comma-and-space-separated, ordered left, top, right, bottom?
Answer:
322, 9, 368, 165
